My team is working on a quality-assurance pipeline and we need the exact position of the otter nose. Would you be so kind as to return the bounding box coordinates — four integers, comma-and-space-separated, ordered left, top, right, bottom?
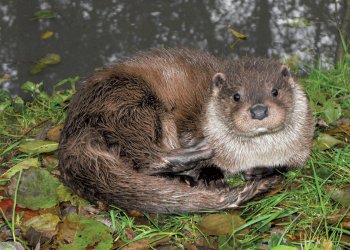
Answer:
250, 104, 268, 120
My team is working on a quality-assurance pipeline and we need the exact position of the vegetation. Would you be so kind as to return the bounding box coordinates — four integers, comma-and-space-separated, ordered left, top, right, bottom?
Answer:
0, 55, 349, 249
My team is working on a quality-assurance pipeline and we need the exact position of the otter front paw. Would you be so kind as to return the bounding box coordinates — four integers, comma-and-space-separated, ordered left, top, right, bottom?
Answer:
148, 138, 214, 175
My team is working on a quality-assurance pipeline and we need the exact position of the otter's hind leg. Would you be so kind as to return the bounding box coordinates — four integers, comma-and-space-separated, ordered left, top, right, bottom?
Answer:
102, 75, 212, 175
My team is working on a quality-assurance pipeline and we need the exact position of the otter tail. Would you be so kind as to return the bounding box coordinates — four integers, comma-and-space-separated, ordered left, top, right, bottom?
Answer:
59, 129, 281, 213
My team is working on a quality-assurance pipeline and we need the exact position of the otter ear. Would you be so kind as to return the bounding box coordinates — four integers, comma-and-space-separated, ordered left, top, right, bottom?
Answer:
212, 73, 226, 96
212, 72, 226, 87
280, 65, 296, 88
281, 65, 291, 77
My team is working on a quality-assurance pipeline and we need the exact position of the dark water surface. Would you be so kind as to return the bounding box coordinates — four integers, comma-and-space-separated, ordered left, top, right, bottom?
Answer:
0, 0, 342, 97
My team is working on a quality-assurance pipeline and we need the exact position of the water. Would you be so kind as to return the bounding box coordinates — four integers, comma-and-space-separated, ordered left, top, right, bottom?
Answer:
0, 0, 342, 98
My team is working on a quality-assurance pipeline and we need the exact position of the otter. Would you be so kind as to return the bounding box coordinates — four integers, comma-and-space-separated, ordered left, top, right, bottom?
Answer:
58, 48, 313, 213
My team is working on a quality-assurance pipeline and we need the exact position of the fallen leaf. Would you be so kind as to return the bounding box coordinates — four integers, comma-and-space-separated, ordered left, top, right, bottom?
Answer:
228, 28, 248, 40
56, 184, 89, 206
197, 213, 246, 236
42, 155, 59, 169
0, 158, 40, 180
46, 124, 64, 142
326, 124, 350, 142
327, 186, 350, 207
56, 213, 113, 250
312, 133, 344, 150
327, 124, 350, 134
41, 31, 54, 40
0, 241, 25, 250
127, 209, 144, 217
8, 169, 61, 210
122, 239, 150, 250
30, 53, 61, 74
25, 227, 50, 249
18, 140, 58, 153
21, 213, 60, 235
323, 100, 342, 124
342, 221, 350, 229
0, 199, 40, 222
0, 74, 11, 84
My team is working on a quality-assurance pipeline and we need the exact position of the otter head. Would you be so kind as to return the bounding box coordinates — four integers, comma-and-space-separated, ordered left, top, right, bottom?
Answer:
209, 58, 295, 137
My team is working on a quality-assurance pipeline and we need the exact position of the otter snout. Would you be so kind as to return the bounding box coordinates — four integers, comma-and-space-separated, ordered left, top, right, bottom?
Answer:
250, 104, 268, 120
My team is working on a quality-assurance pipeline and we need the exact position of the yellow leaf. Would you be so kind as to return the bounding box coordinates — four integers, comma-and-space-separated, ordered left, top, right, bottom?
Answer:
0, 158, 40, 180
41, 31, 54, 40
228, 28, 248, 40
18, 140, 58, 153
312, 133, 344, 150
21, 213, 60, 235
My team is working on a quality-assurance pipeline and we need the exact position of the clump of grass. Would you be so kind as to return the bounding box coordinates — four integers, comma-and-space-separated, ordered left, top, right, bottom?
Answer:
0, 78, 78, 155
302, 54, 350, 123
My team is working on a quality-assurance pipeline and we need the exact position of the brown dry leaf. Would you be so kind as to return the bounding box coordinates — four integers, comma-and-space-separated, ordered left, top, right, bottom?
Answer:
183, 243, 198, 250
47, 124, 64, 142
121, 239, 150, 250
327, 185, 350, 207
128, 209, 143, 217
25, 227, 52, 248
326, 124, 350, 142
42, 155, 58, 169
197, 213, 246, 236
325, 209, 350, 224
55, 214, 80, 246
192, 235, 219, 249
341, 234, 350, 244
327, 124, 350, 134
341, 221, 350, 230
125, 227, 136, 240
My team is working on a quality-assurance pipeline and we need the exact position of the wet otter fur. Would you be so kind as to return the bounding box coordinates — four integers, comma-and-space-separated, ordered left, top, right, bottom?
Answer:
58, 48, 313, 213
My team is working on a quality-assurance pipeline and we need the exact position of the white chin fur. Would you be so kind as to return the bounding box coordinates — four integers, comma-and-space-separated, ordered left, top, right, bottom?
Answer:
253, 127, 268, 133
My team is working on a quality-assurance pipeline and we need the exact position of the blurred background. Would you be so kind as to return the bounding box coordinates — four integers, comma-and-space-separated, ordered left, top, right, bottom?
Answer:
0, 0, 345, 98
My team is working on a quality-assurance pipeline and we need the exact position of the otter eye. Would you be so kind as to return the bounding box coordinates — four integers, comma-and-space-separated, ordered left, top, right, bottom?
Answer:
233, 93, 240, 102
271, 88, 279, 97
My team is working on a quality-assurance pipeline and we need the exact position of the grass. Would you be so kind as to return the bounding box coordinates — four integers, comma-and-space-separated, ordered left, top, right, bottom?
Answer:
0, 57, 349, 249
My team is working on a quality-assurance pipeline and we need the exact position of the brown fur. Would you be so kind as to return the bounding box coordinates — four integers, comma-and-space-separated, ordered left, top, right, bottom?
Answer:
58, 48, 313, 213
